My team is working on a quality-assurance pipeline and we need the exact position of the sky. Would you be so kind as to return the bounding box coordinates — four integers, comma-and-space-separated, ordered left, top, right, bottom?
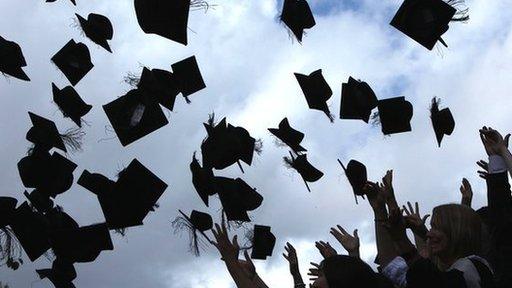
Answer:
1, 0, 512, 287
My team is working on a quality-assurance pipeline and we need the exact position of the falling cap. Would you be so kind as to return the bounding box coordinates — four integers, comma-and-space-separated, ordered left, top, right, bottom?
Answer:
430, 97, 454, 147
137, 67, 180, 111
51, 39, 94, 86
190, 153, 215, 207
285, 152, 323, 192
134, 0, 190, 45
251, 225, 276, 260
377, 96, 413, 135
340, 77, 378, 123
76, 13, 114, 53
390, 0, 457, 50
26, 112, 67, 152
52, 83, 92, 127
338, 159, 367, 198
268, 118, 307, 153
171, 56, 206, 100
295, 69, 333, 121
280, 0, 316, 42
215, 177, 263, 222
103, 89, 169, 147
36, 259, 77, 288
0, 36, 30, 81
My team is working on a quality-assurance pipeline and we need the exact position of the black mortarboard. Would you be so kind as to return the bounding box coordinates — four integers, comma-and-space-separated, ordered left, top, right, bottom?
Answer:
390, 0, 457, 50
268, 117, 307, 153
23, 190, 54, 214
46, 0, 77, 5
201, 117, 257, 172
137, 67, 180, 111
173, 210, 214, 256
340, 77, 378, 123
280, 0, 316, 42
215, 177, 263, 222
190, 153, 215, 207
251, 225, 276, 260
76, 13, 114, 53
51, 39, 94, 86
377, 96, 413, 135
285, 152, 323, 192
134, 0, 190, 45
189, 210, 213, 232
430, 97, 454, 147
26, 112, 67, 152
0, 36, 30, 81
51, 223, 113, 263
36, 259, 77, 288
9, 202, 50, 261
77, 170, 116, 196
0, 197, 18, 228
52, 83, 92, 127
103, 89, 169, 146
171, 56, 206, 100
295, 70, 333, 121
338, 159, 367, 199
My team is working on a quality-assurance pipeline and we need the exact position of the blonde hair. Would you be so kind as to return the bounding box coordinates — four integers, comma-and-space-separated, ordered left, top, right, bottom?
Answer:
431, 204, 482, 262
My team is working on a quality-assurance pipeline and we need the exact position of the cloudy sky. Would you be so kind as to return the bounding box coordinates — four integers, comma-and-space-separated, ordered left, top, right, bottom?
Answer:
1, 0, 512, 287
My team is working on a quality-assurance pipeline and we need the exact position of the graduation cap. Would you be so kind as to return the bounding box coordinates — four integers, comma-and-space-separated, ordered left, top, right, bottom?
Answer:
9, 202, 50, 261
0, 36, 30, 81
51, 39, 93, 86
190, 153, 215, 207
295, 70, 333, 121
338, 159, 367, 202
377, 96, 413, 135
36, 259, 77, 288
51, 223, 113, 263
52, 83, 92, 127
80, 159, 168, 229
172, 210, 214, 256
103, 89, 169, 146
251, 225, 276, 260
46, 0, 77, 5
137, 67, 180, 111
171, 56, 206, 101
0, 197, 18, 228
75, 13, 114, 53
340, 77, 378, 123
26, 112, 67, 152
215, 177, 263, 222
134, 0, 190, 45
201, 116, 259, 172
280, 0, 316, 42
390, 0, 457, 50
268, 118, 307, 153
430, 97, 454, 147
23, 190, 54, 214
284, 152, 323, 192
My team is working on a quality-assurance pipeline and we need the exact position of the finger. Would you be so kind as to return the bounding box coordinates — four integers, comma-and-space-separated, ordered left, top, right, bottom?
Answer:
407, 201, 414, 214
505, 134, 510, 147
310, 262, 320, 267
353, 229, 359, 238
283, 253, 289, 261
403, 205, 411, 216
415, 202, 419, 214
422, 214, 431, 223
337, 225, 348, 235
232, 235, 239, 248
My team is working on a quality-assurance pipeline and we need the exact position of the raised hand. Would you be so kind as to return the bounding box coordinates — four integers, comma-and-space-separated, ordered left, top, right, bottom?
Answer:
479, 126, 510, 156
477, 160, 489, 179
315, 241, 337, 259
382, 170, 399, 209
307, 262, 321, 282
283, 242, 300, 276
402, 202, 429, 239
238, 250, 257, 280
330, 225, 360, 258
212, 222, 239, 262
384, 208, 408, 241
460, 178, 473, 207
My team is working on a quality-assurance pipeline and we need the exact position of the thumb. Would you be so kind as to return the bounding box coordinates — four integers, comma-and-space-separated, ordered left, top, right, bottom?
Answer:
422, 214, 431, 223
505, 134, 511, 147
353, 229, 359, 239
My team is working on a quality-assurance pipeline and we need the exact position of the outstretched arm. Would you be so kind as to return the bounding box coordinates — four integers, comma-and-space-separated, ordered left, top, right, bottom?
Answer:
283, 242, 305, 288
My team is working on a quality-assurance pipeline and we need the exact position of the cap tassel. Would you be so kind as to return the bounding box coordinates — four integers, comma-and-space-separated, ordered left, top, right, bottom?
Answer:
0, 227, 23, 270
172, 211, 213, 256
254, 139, 263, 155
113, 228, 127, 237
446, 0, 469, 22
190, 0, 211, 12
184, 96, 192, 104
123, 72, 140, 88
61, 127, 85, 153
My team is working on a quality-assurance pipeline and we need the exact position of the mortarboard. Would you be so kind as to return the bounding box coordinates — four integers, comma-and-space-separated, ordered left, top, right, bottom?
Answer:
0, 197, 18, 228
268, 117, 307, 153
46, 0, 77, 5
36, 259, 77, 288
171, 56, 206, 101
280, 0, 316, 42
251, 225, 276, 260
430, 97, 454, 147
23, 190, 54, 214
215, 177, 263, 222
26, 112, 67, 152
103, 89, 169, 146
75, 13, 114, 53
390, 0, 457, 50
340, 77, 378, 123
0, 36, 30, 81
190, 153, 215, 207
77, 170, 116, 197
338, 159, 367, 201
9, 202, 50, 261
295, 70, 333, 121
52, 83, 92, 127
138, 67, 180, 111
134, 0, 190, 45
377, 96, 413, 135
285, 152, 323, 192
51, 39, 94, 86
173, 210, 214, 256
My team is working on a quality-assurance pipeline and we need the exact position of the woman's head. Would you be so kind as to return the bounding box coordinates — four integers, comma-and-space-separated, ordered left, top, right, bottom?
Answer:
312, 255, 380, 288
427, 204, 482, 263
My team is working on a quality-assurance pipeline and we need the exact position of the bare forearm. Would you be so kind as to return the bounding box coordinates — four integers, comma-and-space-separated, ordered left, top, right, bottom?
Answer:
224, 260, 257, 288
498, 146, 512, 178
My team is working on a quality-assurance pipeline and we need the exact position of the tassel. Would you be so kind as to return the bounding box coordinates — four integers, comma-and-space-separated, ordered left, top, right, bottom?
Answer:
123, 72, 140, 88
370, 111, 381, 126
326, 112, 335, 123
446, 0, 469, 22
207, 113, 216, 127
171, 215, 202, 256
254, 139, 263, 155
184, 96, 191, 104
190, 0, 211, 12
283, 156, 294, 169
430, 97, 440, 115
113, 228, 127, 237
0, 227, 23, 270
60, 127, 85, 153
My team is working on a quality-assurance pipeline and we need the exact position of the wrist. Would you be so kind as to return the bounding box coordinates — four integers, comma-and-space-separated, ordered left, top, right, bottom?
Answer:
498, 146, 509, 157
348, 250, 360, 258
